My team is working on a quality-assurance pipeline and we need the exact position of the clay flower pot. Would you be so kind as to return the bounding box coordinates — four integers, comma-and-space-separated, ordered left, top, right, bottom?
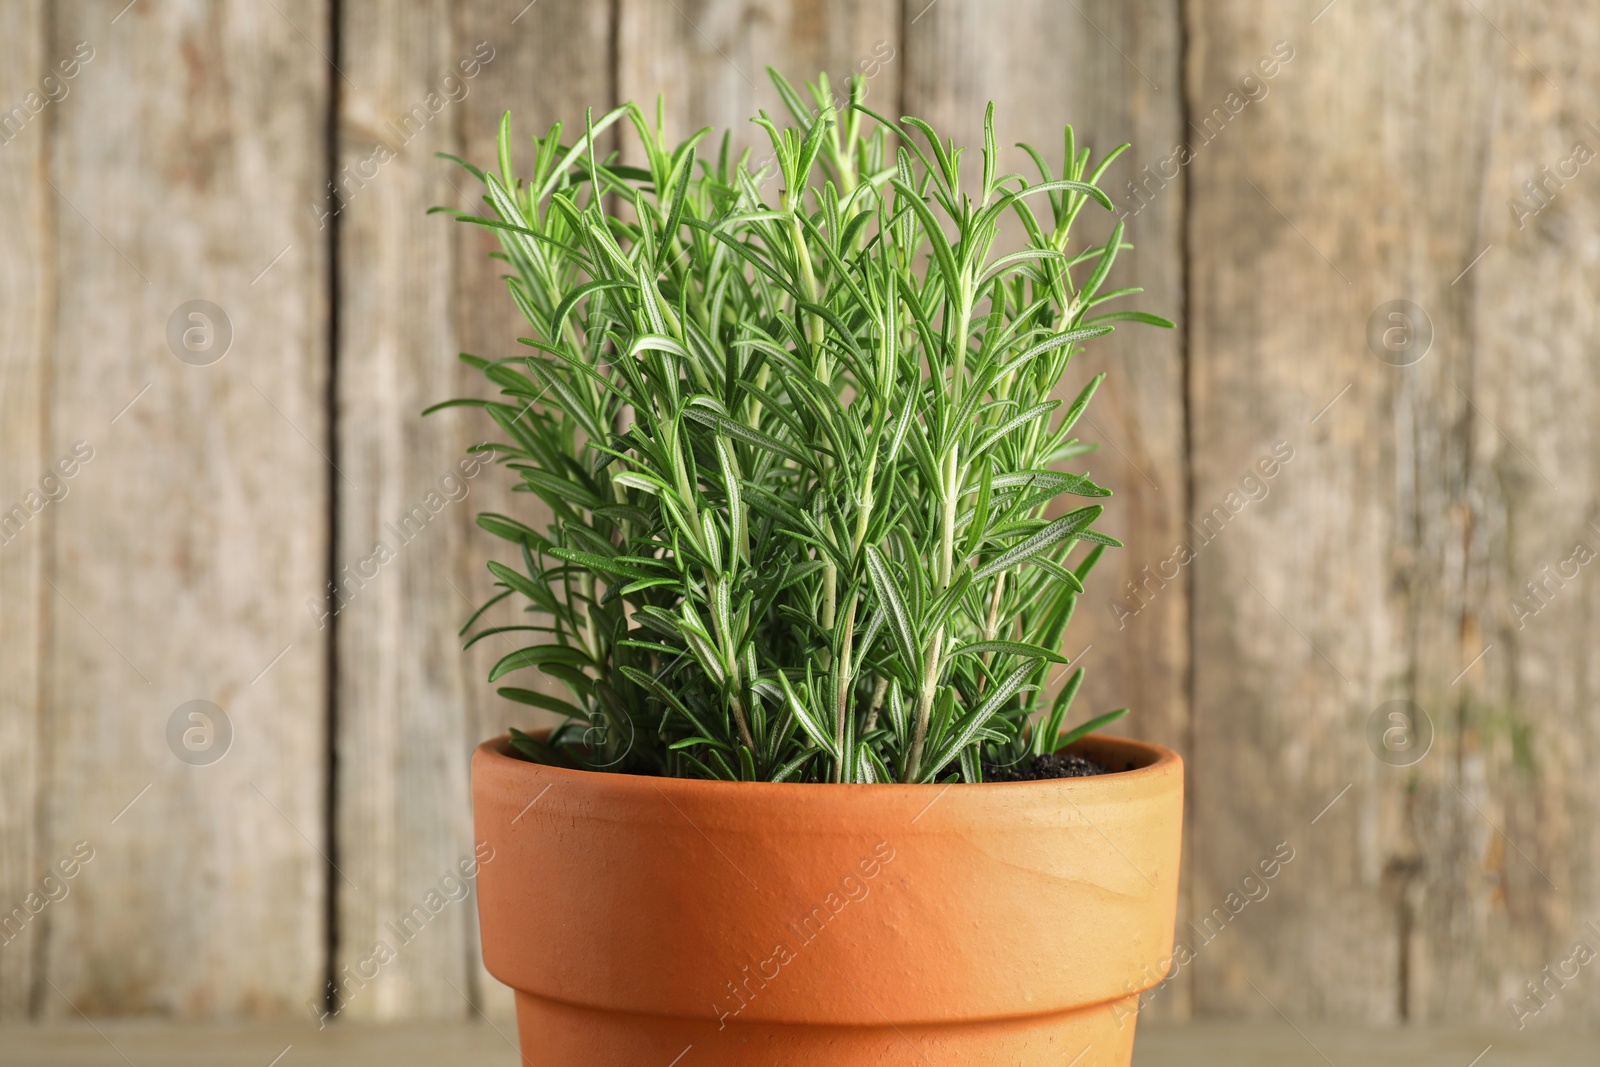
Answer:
472, 733, 1183, 1066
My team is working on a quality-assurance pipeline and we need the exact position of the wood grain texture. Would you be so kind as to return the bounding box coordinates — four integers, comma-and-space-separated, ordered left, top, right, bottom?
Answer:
903, 0, 1190, 1018
334, 0, 617, 1023
617, 0, 900, 160
1184, 0, 1502, 1022
1185, 0, 1399, 1022
0, 0, 47, 1021
334, 0, 478, 1022
1407, 0, 1600, 1026
39, 0, 330, 1017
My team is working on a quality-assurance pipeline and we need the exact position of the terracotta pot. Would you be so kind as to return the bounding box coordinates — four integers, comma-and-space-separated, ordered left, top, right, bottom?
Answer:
472, 734, 1183, 1066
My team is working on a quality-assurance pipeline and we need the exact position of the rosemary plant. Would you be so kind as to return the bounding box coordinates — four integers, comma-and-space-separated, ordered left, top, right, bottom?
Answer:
432, 70, 1172, 784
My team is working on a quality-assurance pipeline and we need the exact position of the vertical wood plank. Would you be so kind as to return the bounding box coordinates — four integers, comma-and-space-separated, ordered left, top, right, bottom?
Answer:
1186, 0, 1398, 1022
617, 0, 901, 161
334, 0, 472, 1022
0, 0, 47, 1021
335, 0, 617, 1022
903, 0, 1190, 1017
1185, 0, 1497, 1021
1410, 0, 1600, 1025
41, 0, 330, 1016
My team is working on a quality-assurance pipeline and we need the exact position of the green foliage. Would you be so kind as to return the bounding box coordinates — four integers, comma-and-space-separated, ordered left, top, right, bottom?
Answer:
432, 70, 1172, 783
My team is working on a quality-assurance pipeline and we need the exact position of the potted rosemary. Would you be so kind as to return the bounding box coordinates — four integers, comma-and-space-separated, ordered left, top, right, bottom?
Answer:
437, 71, 1181, 1066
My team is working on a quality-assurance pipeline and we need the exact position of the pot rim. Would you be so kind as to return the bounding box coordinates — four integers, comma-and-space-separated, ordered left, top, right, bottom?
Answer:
476, 730, 1179, 797
472, 729, 1185, 1026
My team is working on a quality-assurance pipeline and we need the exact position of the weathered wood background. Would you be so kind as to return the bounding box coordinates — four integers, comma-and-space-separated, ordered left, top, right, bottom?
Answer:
1, 0, 1596, 1031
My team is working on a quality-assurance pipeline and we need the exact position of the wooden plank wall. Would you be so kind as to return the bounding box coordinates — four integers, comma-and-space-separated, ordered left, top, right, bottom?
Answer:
0, 0, 1595, 1031
0, 0, 48, 1024
1187, 0, 1600, 1026
6, 0, 333, 1019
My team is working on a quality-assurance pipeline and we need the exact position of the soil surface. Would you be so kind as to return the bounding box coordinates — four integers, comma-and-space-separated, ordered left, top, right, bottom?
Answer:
984, 751, 1109, 781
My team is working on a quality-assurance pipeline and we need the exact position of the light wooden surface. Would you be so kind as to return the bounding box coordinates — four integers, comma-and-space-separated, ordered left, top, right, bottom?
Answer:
0, 1022, 1593, 1066
1186, 0, 1404, 1021
1417, 0, 1600, 1026
0, 0, 48, 1024
2, 0, 1597, 1029
1187, 0, 1600, 1025
618, 0, 903, 158
21, 0, 332, 1019
335, 0, 491, 1022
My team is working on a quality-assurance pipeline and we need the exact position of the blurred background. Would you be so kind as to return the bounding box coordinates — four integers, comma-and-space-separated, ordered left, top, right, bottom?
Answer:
1, 0, 1596, 1045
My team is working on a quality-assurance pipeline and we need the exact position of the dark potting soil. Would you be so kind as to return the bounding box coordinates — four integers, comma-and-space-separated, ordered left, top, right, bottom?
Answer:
983, 751, 1110, 782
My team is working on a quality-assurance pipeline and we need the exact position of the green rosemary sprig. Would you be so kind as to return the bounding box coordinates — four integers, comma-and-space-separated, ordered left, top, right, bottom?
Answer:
432, 69, 1172, 783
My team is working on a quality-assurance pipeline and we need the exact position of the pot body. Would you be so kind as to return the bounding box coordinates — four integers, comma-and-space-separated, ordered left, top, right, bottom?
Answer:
472, 734, 1183, 1066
